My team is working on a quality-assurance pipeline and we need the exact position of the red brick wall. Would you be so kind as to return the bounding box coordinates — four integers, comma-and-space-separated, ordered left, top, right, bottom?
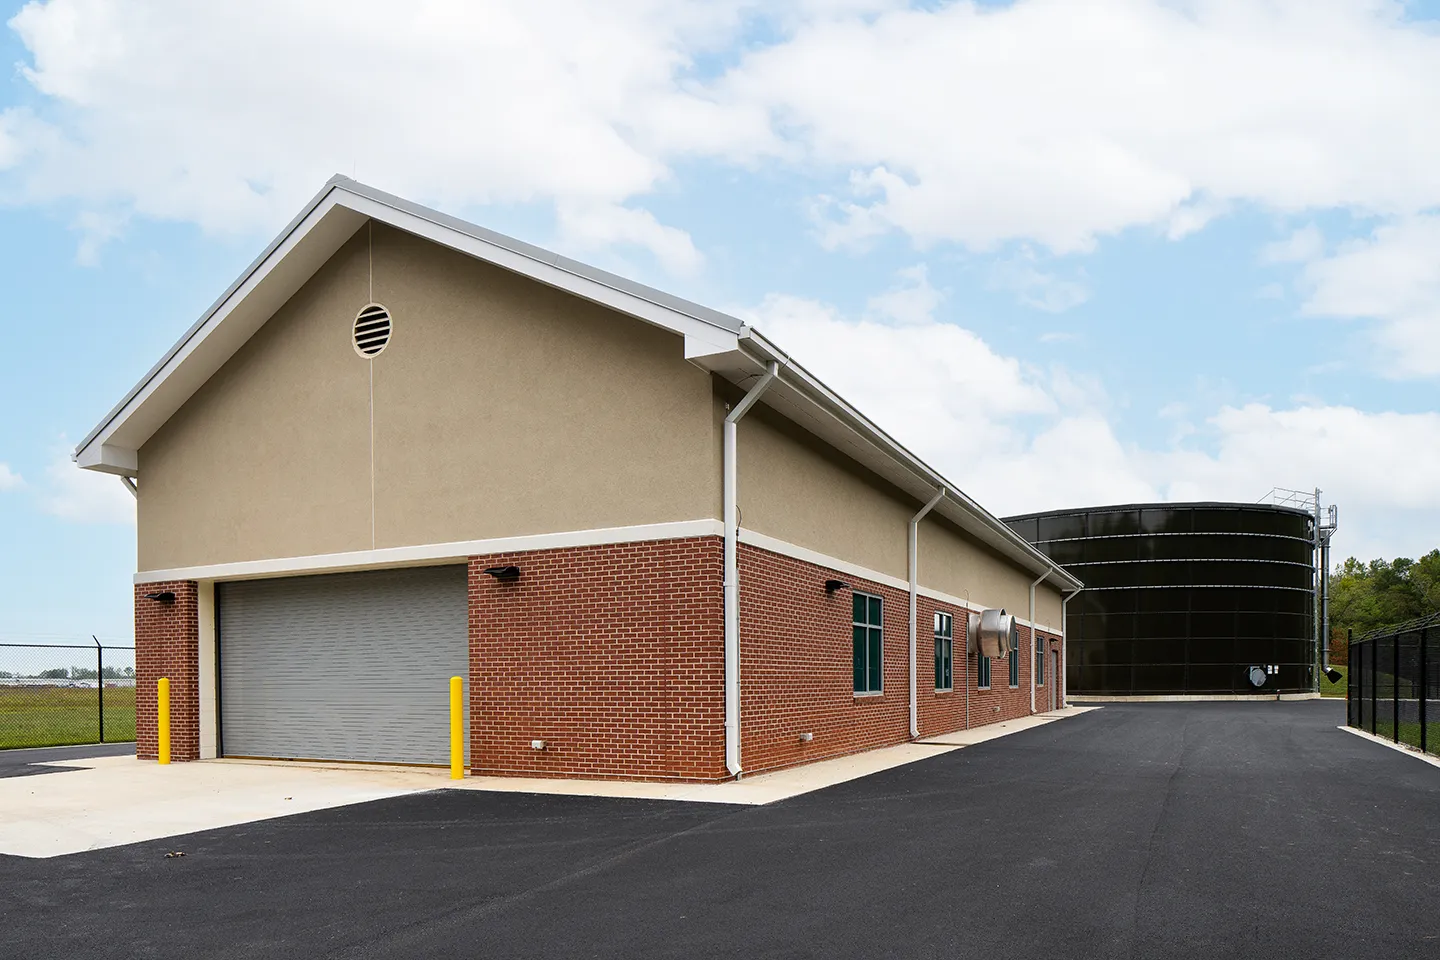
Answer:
134, 580, 200, 761
739, 544, 1051, 776
468, 537, 726, 781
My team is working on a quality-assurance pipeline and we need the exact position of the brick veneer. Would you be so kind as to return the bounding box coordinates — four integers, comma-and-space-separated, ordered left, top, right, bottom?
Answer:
468, 537, 726, 781
133, 580, 200, 761
739, 542, 1057, 776
127, 539, 1062, 779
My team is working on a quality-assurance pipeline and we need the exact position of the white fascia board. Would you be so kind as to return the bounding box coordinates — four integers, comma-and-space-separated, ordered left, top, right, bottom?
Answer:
74, 443, 139, 477
74, 187, 365, 468
331, 191, 741, 350
75, 176, 744, 474
135, 519, 723, 584
735, 331, 1083, 594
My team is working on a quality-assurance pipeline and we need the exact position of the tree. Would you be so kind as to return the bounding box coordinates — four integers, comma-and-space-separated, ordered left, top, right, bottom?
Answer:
1329, 549, 1440, 637
37, 667, 69, 679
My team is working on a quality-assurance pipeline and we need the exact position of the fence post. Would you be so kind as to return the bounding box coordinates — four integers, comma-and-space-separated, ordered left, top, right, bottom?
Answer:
1421, 627, 1429, 755
1393, 633, 1401, 744
1370, 637, 1377, 737
94, 636, 104, 744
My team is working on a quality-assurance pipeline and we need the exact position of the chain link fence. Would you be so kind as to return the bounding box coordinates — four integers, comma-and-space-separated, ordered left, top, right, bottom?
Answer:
1347, 612, 1439, 758
0, 643, 137, 749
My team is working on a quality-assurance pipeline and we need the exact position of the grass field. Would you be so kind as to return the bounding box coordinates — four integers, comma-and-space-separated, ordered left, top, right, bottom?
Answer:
1368, 720, 1440, 754
1321, 665, 1347, 698
0, 686, 136, 749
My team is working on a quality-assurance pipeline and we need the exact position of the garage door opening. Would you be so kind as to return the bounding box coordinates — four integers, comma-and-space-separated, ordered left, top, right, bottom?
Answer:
217, 565, 468, 766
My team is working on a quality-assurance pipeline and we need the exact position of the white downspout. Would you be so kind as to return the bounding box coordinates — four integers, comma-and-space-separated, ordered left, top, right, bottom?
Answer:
723, 361, 779, 779
1061, 586, 1082, 708
908, 488, 946, 739
1027, 567, 1051, 715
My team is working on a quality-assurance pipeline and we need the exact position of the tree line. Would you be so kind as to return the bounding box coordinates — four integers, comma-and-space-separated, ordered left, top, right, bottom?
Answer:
1329, 549, 1440, 661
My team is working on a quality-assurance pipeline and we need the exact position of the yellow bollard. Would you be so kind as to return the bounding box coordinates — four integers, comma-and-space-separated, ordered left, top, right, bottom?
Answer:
449, 675, 464, 780
157, 677, 171, 765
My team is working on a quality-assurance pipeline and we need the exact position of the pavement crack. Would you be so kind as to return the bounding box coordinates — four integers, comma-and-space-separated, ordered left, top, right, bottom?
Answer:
1125, 717, 1188, 960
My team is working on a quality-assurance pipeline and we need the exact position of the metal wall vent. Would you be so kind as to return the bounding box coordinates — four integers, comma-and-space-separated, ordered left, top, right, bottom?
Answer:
352, 303, 392, 358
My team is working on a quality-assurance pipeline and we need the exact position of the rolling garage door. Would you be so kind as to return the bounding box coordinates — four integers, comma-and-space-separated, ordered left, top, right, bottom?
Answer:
218, 565, 468, 765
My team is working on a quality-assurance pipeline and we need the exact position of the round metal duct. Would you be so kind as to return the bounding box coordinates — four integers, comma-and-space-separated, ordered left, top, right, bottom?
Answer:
977, 608, 1017, 660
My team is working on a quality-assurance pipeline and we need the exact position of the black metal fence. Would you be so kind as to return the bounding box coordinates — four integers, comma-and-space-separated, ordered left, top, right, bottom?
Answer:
1347, 612, 1439, 758
0, 642, 137, 749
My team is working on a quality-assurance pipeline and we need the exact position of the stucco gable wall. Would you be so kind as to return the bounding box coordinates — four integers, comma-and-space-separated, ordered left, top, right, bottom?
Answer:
138, 224, 717, 571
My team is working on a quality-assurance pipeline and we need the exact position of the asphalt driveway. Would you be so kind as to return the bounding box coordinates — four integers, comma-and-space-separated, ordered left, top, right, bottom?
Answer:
1, 701, 1435, 959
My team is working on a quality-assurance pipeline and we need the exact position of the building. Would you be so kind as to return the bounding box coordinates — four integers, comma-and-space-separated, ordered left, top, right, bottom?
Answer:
1004, 502, 1317, 698
76, 177, 1081, 781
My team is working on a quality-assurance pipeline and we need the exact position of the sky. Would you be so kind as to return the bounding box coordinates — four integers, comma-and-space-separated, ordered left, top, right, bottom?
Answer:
1, 0, 1439, 644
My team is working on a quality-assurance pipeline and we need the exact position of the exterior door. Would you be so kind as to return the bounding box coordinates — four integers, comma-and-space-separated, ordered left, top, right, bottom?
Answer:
218, 565, 468, 764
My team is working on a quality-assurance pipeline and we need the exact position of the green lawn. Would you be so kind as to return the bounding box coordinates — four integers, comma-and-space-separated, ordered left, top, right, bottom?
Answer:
0, 685, 136, 749
1321, 664, 1347, 698
1370, 720, 1440, 754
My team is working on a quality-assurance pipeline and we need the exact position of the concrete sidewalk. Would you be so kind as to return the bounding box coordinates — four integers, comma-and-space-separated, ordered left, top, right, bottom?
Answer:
0, 707, 1092, 858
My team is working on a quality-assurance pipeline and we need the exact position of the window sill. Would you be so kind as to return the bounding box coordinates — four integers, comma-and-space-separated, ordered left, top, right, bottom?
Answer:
853, 691, 884, 699
977, 687, 991, 692
935, 688, 953, 695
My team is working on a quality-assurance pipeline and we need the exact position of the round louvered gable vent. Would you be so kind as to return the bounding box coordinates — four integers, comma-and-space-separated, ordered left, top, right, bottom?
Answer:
352, 303, 392, 357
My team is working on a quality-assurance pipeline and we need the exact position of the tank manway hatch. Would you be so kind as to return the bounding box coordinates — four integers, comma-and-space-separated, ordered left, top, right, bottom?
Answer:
976, 609, 1018, 660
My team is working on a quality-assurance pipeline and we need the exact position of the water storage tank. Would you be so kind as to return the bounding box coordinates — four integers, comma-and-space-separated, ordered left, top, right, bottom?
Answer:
1004, 501, 1317, 695
976, 609, 1017, 659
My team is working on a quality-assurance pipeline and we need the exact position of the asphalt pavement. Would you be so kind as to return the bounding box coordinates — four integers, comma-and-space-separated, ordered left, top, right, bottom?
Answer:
1, 701, 1435, 959
0, 741, 135, 778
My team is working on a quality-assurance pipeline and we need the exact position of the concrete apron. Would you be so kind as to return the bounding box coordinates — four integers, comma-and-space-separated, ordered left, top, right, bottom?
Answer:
0, 707, 1094, 859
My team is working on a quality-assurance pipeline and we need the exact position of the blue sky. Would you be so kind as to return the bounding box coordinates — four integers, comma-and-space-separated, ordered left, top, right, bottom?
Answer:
2, 0, 1439, 644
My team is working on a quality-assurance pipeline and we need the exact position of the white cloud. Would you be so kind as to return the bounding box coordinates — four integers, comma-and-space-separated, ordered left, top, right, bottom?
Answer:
0, 463, 23, 490
1261, 224, 1325, 264
554, 203, 703, 276
1, 0, 770, 268
712, 0, 1440, 252
1295, 214, 1440, 377
745, 273, 1440, 558
40, 453, 134, 525
865, 264, 942, 326
988, 247, 1089, 313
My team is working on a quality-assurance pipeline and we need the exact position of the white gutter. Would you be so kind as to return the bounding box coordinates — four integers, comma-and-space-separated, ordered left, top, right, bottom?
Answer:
1060, 586, 1082, 708
908, 488, 946, 739
1027, 567, 1052, 715
736, 330, 1081, 595
723, 360, 780, 778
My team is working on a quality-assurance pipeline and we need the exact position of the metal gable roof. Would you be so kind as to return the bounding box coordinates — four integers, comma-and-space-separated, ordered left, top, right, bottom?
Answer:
73, 177, 1079, 591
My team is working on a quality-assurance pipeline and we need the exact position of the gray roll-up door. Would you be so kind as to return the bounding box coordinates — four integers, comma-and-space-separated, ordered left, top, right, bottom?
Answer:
218, 565, 467, 765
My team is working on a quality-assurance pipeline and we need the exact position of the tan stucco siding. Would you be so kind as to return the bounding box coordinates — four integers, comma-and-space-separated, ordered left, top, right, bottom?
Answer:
1035, 583, 1064, 628
920, 521, 1066, 626
737, 406, 912, 581
736, 400, 1056, 618
138, 224, 716, 571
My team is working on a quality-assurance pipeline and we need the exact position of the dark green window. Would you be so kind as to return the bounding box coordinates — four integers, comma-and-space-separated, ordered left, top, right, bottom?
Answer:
978, 652, 991, 690
1009, 635, 1020, 687
934, 611, 953, 691
853, 592, 883, 694
1036, 635, 1046, 685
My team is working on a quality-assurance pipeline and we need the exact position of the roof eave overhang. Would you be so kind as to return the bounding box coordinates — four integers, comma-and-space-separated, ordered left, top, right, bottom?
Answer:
691, 329, 1083, 594
73, 176, 742, 477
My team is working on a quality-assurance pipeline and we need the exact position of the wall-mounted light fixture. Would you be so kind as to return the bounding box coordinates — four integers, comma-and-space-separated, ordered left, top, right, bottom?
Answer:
824, 579, 850, 594
144, 591, 176, 604
483, 566, 520, 582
